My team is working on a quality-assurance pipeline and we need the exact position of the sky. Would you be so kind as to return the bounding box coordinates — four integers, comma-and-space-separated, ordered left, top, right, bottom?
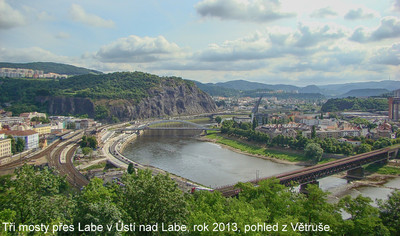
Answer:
0, 0, 399, 86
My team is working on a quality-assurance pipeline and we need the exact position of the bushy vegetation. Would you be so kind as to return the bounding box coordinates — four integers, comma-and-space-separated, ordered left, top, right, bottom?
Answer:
1, 165, 399, 235
220, 120, 400, 159
321, 97, 388, 112
0, 72, 195, 115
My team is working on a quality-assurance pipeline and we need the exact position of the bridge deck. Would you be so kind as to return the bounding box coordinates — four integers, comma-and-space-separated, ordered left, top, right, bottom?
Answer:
216, 145, 399, 197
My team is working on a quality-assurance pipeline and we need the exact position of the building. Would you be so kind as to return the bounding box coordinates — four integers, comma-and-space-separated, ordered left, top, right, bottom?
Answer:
1, 130, 39, 150
0, 138, 12, 158
19, 112, 47, 119
389, 89, 400, 121
33, 124, 51, 135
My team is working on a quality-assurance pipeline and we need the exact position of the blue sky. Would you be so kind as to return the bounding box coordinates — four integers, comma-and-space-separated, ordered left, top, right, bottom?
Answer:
0, 0, 399, 86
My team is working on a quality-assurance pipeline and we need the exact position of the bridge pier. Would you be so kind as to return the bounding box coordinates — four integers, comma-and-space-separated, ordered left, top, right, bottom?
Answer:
299, 180, 319, 195
346, 166, 365, 181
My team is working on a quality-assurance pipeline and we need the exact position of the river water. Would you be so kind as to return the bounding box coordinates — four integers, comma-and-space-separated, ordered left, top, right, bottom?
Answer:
122, 130, 400, 198
122, 130, 301, 188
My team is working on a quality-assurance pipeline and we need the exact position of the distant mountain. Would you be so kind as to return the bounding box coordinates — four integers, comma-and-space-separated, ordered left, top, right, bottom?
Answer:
299, 85, 323, 94
319, 80, 400, 97
215, 80, 274, 91
337, 88, 390, 98
194, 81, 239, 97
0, 62, 102, 75
200, 79, 400, 97
215, 80, 301, 92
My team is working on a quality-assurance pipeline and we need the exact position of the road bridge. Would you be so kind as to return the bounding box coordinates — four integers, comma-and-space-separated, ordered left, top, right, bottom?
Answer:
216, 145, 400, 197
124, 120, 217, 131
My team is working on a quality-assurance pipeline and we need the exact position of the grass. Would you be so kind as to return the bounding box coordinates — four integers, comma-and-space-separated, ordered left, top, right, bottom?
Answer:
365, 162, 400, 175
205, 133, 309, 162
82, 162, 107, 171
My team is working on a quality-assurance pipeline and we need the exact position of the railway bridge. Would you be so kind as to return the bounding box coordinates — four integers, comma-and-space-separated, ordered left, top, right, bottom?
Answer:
216, 145, 400, 197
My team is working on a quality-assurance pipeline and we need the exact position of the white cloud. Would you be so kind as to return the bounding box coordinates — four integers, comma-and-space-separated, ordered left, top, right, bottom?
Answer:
0, 0, 25, 29
393, 0, 400, 12
55, 32, 70, 39
310, 7, 338, 18
195, 0, 295, 22
194, 23, 346, 63
350, 16, 400, 42
371, 43, 400, 66
96, 35, 183, 63
344, 8, 377, 20
70, 4, 114, 28
0, 47, 70, 63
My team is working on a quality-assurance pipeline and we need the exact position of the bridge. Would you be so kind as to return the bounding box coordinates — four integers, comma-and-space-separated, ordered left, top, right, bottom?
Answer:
124, 120, 217, 131
216, 145, 400, 197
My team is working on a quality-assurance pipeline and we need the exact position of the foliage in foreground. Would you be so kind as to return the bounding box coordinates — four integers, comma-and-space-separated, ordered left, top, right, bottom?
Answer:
0, 165, 399, 235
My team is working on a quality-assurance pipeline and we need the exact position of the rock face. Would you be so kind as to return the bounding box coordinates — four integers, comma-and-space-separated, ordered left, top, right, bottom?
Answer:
38, 80, 216, 120
37, 96, 95, 117
106, 80, 217, 120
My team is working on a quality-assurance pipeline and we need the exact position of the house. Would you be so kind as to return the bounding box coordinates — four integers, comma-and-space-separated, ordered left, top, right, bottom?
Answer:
33, 124, 52, 135
0, 138, 12, 158
0, 130, 39, 150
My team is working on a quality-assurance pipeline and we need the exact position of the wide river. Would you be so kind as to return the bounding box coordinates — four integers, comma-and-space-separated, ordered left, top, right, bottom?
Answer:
122, 130, 399, 200
122, 130, 301, 188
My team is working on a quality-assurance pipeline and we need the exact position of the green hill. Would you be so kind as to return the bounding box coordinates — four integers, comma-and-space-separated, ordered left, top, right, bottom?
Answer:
0, 62, 102, 75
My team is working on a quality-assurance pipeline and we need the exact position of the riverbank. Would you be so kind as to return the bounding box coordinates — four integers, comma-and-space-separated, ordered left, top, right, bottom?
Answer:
200, 132, 309, 165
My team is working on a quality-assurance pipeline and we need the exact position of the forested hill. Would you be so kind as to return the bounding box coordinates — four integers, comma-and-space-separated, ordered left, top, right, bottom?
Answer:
0, 62, 102, 75
321, 97, 388, 112
0, 72, 216, 120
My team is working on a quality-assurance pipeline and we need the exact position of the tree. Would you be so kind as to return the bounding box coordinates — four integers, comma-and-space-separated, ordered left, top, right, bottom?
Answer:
338, 195, 389, 235
81, 147, 92, 156
116, 169, 188, 225
311, 125, 317, 139
74, 178, 122, 233
305, 143, 323, 162
7, 135, 16, 154
215, 116, 222, 125
16, 138, 25, 152
378, 190, 400, 235
2, 165, 73, 226
127, 163, 135, 174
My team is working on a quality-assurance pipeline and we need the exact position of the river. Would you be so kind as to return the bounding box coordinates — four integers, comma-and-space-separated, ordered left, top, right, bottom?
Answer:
122, 130, 301, 188
122, 130, 400, 198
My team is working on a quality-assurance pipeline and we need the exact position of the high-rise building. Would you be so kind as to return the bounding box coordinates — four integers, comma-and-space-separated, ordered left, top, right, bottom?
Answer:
389, 89, 400, 121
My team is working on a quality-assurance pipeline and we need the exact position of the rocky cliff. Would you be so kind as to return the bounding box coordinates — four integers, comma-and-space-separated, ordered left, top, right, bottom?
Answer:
104, 80, 216, 120
37, 96, 95, 117
37, 78, 216, 120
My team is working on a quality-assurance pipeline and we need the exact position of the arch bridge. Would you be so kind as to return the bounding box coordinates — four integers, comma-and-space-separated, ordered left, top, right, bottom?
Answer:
126, 120, 217, 131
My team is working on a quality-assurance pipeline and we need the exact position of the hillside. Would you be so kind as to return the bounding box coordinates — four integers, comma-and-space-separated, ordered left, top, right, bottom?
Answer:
0, 72, 216, 120
199, 79, 400, 97
0, 62, 102, 75
337, 89, 389, 98
321, 97, 388, 112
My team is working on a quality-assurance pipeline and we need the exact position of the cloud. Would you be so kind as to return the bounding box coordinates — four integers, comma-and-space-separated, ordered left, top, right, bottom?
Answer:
344, 8, 377, 20
0, 47, 69, 63
194, 23, 346, 63
195, 0, 295, 22
310, 7, 338, 18
95, 35, 183, 63
393, 0, 400, 12
0, 0, 25, 29
70, 4, 114, 28
350, 16, 400, 42
55, 32, 70, 39
371, 43, 400, 66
